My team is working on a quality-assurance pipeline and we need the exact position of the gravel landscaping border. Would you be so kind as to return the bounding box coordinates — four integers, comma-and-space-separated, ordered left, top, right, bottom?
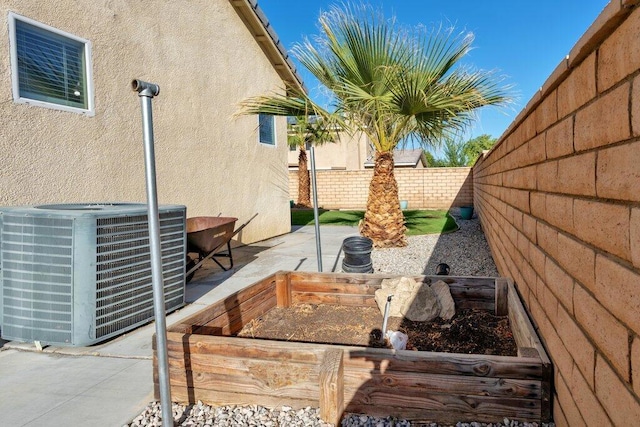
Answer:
371, 208, 499, 278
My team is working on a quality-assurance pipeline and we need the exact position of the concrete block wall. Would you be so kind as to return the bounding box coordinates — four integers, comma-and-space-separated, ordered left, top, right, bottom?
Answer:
473, 2, 640, 425
288, 167, 472, 210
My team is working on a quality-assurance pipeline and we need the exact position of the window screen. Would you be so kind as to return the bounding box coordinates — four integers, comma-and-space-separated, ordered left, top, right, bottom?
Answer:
259, 114, 275, 145
10, 14, 92, 113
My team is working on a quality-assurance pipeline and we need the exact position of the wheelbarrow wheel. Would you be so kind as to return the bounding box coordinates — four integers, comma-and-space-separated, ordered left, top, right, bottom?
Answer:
186, 255, 197, 283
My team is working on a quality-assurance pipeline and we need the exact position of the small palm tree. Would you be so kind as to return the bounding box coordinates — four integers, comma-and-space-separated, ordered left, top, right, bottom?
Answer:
288, 116, 336, 208
238, 3, 511, 247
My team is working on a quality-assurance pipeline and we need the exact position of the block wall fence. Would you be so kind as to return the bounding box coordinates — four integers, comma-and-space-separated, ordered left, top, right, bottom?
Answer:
288, 167, 473, 210
473, 2, 640, 425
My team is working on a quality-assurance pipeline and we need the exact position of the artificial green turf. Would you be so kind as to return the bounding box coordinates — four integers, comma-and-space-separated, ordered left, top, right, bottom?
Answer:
290, 209, 458, 235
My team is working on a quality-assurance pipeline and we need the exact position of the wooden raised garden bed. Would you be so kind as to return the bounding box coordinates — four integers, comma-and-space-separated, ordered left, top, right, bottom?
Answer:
155, 271, 552, 425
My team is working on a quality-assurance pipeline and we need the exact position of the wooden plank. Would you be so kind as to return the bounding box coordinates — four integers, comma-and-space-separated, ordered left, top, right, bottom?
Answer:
495, 277, 509, 316
292, 280, 379, 296
319, 349, 344, 426
447, 282, 495, 305
276, 271, 292, 307
518, 347, 540, 358
343, 347, 543, 380
168, 349, 318, 375
166, 332, 324, 363
347, 386, 541, 415
507, 281, 545, 355
195, 291, 276, 335
171, 387, 317, 409
292, 292, 493, 310
289, 271, 389, 286
165, 365, 320, 400
290, 271, 495, 286
454, 299, 495, 311
540, 361, 553, 422
292, 292, 376, 307
507, 280, 551, 364
344, 396, 540, 423
290, 273, 495, 298
342, 368, 542, 399
168, 273, 277, 333
506, 279, 553, 422
422, 275, 497, 287
291, 284, 494, 309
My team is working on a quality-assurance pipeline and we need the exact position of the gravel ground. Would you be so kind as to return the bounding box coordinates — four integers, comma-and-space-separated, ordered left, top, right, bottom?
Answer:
126, 210, 553, 427
126, 402, 554, 427
371, 208, 499, 277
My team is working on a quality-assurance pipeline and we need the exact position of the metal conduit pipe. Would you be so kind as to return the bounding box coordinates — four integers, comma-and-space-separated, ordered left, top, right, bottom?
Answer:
132, 79, 160, 97
132, 79, 173, 427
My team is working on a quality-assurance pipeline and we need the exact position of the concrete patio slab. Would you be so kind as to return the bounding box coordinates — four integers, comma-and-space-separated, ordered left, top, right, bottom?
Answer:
0, 225, 357, 426
0, 349, 153, 427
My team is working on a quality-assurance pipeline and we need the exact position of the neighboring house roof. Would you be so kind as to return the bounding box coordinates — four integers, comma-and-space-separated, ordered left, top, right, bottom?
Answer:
364, 149, 428, 168
230, 0, 306, 93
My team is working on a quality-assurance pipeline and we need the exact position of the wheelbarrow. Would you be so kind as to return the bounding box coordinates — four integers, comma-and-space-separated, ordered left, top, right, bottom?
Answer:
185, 213, 257, 282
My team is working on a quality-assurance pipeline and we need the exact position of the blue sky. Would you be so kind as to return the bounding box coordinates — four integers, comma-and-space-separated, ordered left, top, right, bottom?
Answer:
258, 0, 608, 141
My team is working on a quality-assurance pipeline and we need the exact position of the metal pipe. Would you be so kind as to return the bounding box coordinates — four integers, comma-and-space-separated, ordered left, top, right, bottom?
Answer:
132, 79, 160, 97
132, 79, 173, 427
310, 146, 322, 272
380, 294, 393, 344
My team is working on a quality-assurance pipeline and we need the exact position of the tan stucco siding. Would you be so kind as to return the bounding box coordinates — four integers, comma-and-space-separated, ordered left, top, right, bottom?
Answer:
0, 0, 291, 243
287, 131, 370, 170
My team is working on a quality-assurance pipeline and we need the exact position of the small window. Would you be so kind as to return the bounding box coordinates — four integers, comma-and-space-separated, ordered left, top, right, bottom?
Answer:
8, 13, 94, 115
259, 114, 276, 145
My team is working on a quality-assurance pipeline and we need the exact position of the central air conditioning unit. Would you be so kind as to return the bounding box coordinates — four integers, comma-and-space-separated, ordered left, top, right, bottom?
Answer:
0, 203, 186, 346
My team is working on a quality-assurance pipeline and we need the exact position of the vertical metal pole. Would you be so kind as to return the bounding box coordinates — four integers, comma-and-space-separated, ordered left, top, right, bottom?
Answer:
132, 80, 173, 427
380, 294, 393, 344
310, 146, 322, 272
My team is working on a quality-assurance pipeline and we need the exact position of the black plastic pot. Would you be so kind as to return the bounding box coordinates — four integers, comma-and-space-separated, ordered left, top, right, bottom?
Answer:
435, 263, 450, 275
342, 236, 374, 273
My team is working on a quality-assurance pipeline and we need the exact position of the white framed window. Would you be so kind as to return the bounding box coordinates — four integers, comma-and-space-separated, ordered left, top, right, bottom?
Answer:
8, 12, 94, 115
259, 114, 276, 145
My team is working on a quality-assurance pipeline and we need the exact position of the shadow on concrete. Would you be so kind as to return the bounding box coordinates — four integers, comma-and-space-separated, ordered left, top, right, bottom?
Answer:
184, 241, 276, 303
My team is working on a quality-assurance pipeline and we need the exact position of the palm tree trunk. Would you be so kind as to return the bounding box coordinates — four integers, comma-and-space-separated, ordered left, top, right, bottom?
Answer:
360, 151, 407, 248
297, 148, 312, 208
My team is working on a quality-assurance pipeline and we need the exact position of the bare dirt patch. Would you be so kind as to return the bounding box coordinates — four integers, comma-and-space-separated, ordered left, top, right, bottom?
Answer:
236, 303, 517, 356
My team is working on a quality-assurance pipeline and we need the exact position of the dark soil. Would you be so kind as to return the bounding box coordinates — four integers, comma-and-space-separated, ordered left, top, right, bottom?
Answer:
236, 304, 518, 356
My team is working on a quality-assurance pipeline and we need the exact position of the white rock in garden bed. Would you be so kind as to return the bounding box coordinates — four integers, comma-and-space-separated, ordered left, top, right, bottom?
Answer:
374, 277, 456, 321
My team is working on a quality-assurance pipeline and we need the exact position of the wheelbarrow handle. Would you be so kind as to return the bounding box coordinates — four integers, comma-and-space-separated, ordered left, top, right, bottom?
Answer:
230, 212, 258, 238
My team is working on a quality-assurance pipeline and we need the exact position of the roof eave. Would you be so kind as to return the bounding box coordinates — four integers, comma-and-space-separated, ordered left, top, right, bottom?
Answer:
229, 0, 307, 94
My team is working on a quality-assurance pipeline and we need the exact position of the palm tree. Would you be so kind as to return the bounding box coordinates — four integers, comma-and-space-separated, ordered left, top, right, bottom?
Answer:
288, 116, 336, 208
238, 3, 511, 247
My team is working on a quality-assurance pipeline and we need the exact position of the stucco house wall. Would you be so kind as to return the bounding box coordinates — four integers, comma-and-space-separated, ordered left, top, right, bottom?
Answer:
0, 0, 294, 244
287, 131, 427, 171
473, 1, 640, 424
287, 131, 369, 170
